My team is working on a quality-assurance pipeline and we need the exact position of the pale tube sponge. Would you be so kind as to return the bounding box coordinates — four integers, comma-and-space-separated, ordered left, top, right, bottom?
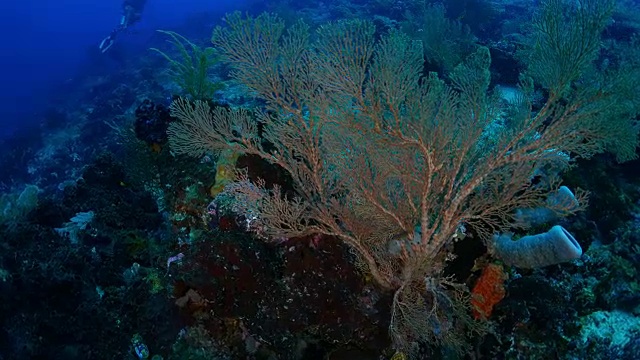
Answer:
514, 186, 579, 227
492, 225, 582, 268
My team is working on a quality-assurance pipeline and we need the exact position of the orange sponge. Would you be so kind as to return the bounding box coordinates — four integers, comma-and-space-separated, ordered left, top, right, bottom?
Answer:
471, 263, 508, 320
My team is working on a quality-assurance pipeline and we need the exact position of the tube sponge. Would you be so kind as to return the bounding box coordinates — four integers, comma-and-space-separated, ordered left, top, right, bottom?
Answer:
514, 186, 579, 227
492, 225, 582, 268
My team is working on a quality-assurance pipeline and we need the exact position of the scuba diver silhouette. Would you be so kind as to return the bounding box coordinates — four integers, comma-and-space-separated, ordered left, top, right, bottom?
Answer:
99, 0, 148, 53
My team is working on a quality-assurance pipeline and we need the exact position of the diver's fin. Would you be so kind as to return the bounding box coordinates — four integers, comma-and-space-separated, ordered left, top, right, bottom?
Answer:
99, 35, 114, 53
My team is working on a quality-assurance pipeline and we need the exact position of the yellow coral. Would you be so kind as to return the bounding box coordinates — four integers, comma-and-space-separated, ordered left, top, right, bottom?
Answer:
210, 149, 240, 197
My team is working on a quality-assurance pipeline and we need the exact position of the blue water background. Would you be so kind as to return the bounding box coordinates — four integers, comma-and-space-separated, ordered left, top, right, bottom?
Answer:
0, 0, 247, 140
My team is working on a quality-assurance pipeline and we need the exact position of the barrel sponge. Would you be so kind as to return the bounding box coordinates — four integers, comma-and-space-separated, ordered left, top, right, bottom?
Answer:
492, 225, 582, 268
